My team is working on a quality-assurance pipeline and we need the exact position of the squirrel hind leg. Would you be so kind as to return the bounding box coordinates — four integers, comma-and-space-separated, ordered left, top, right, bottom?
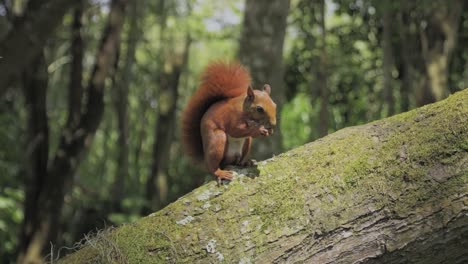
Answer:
214, 168, 234, 181
202, 129, 234, 182
215, 169, 234, 186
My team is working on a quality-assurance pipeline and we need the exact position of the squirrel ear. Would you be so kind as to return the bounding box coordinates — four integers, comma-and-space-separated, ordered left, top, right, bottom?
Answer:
247, 85, 255, 102
263, 84, 271, 95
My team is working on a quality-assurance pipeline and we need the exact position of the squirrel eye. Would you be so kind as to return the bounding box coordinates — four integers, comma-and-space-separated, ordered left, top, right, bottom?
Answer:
256, 106, 264, 113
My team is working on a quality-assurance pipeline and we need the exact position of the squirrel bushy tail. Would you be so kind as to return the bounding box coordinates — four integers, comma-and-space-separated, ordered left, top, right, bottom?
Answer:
181, 62, 251, 162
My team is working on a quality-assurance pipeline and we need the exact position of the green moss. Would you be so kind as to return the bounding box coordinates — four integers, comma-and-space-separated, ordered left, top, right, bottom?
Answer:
60, 90, 468, 263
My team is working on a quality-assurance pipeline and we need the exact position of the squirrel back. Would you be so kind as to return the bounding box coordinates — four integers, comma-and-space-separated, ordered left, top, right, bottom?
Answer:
181, 62, 251, 162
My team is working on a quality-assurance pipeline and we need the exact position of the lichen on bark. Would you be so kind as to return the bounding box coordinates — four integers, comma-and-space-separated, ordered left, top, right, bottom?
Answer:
60, 89, 467, 264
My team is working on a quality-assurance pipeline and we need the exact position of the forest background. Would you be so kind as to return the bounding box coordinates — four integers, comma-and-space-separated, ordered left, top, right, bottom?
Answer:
0, 0, 466, 262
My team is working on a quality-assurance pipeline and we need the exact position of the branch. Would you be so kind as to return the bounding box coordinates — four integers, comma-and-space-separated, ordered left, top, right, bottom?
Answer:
61, 89, 467, 263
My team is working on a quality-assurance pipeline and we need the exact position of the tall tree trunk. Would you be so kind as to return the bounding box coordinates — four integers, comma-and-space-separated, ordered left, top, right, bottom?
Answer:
111, 0, 143, 213
67, 2, 84, 128
56, 1, 87, 251
418, 0, 464, 106
317, 0, 329, 137
397, 7, 412, 113
60, 89, 467, 264
133, 101, 149, 186
143, 36, 191, 214
17, 0, 127, 262
238, 0, 290, 159
0, 0, 77, 98
382, 4, 395, 116
17, 53, 49, 264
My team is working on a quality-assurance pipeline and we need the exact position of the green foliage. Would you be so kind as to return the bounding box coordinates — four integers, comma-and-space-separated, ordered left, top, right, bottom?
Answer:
0, 0, 467, 262
0, 101, 24, 262
281, 93, 316, 149
0, 188, 23, 262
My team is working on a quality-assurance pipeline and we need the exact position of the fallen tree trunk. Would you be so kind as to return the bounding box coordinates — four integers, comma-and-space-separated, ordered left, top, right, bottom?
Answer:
60, 89, 467, 263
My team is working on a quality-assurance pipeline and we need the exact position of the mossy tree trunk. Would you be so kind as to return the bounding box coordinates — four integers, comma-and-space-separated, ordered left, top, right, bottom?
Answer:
61, 89, 467, 263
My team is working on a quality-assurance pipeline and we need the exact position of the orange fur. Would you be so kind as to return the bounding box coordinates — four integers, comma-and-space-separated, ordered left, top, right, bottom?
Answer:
181, 61, 277, 181
181, 62, 251, 162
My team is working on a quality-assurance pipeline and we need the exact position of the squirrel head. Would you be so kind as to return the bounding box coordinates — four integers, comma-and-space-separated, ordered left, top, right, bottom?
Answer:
243, 84, 277, 136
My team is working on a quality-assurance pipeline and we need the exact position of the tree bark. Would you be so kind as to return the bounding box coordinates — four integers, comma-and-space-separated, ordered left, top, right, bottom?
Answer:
67, 2, 84, 128
17, 0, 127, 262
111, 0, 142, 213
238, 0, 290, 160
18, 53, 49, 264
396, 5, 413, 113
418, 0, 464, 106
317, 0, 329, 137
143, 36, 191, 214
0, 0, 77, 98
60, 89, 467, 263
381, 3, 395, 116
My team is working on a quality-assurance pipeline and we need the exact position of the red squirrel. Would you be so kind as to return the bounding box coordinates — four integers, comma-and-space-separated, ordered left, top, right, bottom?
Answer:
181, 62, 277, 181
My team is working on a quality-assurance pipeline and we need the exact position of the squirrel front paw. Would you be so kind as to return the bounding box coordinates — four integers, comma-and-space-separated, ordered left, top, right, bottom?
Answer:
259, 127, 270, 136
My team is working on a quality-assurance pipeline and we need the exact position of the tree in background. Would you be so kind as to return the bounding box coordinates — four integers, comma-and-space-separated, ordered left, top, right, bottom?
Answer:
238, 0, 290, 159
140, 0, 193, 214
317, 0, 329, 137
389, 0, 465, 107
144, 41, 192, 214
283, 0, 467, 150
17, 0, 127, 262
0, 0, 77, 97
418, 0, 464, 105
379, 2, 395, 116
111, 0, 142, 214
284, 0, 374, 145
396, 0, 417, 113
19, 51, 49, 264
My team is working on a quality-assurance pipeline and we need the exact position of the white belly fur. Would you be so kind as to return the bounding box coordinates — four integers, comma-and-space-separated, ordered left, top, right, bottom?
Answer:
226, 135, 245, 159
